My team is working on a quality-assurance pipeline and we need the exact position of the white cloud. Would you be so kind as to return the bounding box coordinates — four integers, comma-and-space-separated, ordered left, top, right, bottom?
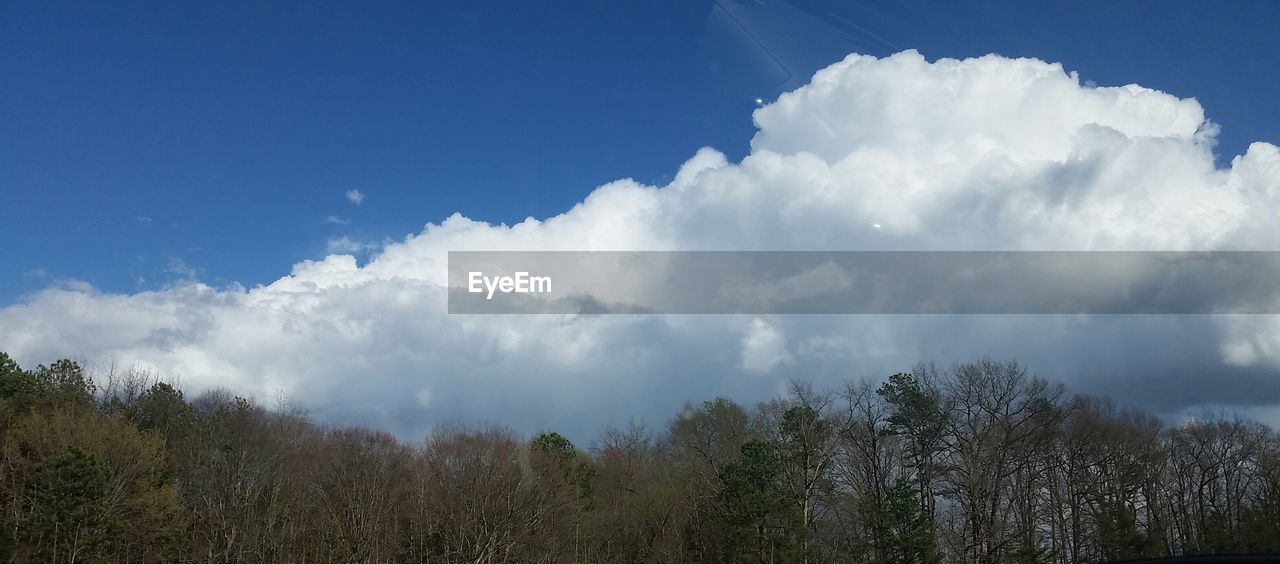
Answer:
345, 189, 366, 205
163, 257, 200, 279
2, 51, 1279, 439
323, 215, 350, 225
740, 318, 792, 373
325, 236, 377, 255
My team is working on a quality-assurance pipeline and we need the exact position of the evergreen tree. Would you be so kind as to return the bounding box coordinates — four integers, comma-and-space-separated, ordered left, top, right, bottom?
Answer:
883, 477, 941, 564
22, 446, 115, 563
720, 439, 793, 562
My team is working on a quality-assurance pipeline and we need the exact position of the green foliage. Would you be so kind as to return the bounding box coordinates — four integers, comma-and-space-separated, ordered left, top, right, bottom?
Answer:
875, 372, 947, 562
135, 382, 196, 439
719, 439, 795, 561
1, 357, 96, 418
781, 405, 832, 454
882, 477, 941, 564
2, 350, 1280, 562
877, 372, 947, 444
34, 359, 96, 407
531, 430, 577, 461
0, 352, 38, 421
531, 430, 596, 503
22, 446, 115, 562
1096, 499, 1148, 560
671, 397, 751, 472
3, 403, 186, 562
1201, 509, 1239, 555
0, 352, 18, 377
720, 440, 788, 528
1239, 499, 1280, 552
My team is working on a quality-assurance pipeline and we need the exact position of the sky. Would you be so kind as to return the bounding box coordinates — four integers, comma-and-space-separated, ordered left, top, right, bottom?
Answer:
3, 0, 1278, 298
2, 1, 1279, 442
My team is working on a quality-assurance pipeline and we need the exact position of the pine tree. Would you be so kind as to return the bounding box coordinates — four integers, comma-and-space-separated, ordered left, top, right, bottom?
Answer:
22, 446, 116, 563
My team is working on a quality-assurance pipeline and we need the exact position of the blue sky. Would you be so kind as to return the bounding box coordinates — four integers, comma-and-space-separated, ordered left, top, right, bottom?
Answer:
4, 1, 1280, 438
2, 0, 1277, 301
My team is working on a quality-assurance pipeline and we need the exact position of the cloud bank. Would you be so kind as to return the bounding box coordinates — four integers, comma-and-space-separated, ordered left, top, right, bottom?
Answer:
3, 51, 1279, 440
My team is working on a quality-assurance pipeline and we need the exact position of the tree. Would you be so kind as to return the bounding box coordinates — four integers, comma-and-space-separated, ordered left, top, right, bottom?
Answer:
21, 447, 113, 563
586, 422, 685, 563
180, 390, 315, 562
411, 425, 574, 563
878, 369, 948, 519
778, 403, 836, 562
134, 382, 195, 436
882, 477, 940, 563
2, 348, 1279, 562
2, 406, 185, 562
309, 427, 412, 562
531, 431, 595, 505
719, 439, 792, 562
668, 397, 754, 561
0, 354, 41, 426
936, 358, 1063, 562
33, 359, 96, 408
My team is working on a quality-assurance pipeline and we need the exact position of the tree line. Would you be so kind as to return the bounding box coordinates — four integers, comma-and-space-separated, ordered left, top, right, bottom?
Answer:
1, 351, 1279, 563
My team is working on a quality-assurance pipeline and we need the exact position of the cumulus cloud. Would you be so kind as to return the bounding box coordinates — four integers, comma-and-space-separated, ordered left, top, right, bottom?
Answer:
2, 51, 1279, 440
741, 318, 792, 373
345, 189, 366, 205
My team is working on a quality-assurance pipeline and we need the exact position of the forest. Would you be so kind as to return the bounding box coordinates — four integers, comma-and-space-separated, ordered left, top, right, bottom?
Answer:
1, 351, 1279, 563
